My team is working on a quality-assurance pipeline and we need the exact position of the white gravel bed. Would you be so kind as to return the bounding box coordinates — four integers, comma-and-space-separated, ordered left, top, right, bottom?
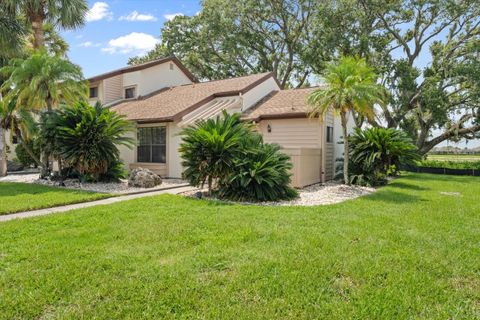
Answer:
0, 173, 188, 194
182, 182, 376, 206
272, 182, 376, 206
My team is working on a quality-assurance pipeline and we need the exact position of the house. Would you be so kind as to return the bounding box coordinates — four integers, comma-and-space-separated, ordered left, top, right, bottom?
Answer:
88, 58, 351, 187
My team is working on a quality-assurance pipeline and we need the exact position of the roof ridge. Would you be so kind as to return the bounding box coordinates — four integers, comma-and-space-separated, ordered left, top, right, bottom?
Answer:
279, 85, 323, 91
192, 72, 272, 85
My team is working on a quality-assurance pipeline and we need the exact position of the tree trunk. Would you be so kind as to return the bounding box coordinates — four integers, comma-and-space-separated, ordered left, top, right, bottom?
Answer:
40, 97, 54, 178
0, 128, 7, 177
30, 14, 45, 49
341, 111, 350, 185
15, 128, 42, 166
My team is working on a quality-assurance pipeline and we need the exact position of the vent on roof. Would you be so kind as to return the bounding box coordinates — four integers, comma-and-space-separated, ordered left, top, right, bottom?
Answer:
169, 63, 174, 70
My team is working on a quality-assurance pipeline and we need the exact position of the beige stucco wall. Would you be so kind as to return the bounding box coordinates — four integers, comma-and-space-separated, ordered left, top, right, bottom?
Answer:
123, 62, 193, 97
167, 122, 183, 178
241, 77, 280, 111
117, 129, 135, 171
117, 122, 184, 178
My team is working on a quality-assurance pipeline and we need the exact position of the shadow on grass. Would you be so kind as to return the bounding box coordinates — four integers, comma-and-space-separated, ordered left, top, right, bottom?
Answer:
0, 182, 89, 198
401, 172, 477, 182
389, 181, 429, 191
364, 189, 426, 204
181, 196, 234, 207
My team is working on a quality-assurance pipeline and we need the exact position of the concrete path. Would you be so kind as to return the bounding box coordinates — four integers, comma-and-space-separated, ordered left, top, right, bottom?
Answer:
0, 185, 196, 223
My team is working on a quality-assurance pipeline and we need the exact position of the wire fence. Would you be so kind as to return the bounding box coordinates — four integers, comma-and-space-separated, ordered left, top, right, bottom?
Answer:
402, 165, 480, 177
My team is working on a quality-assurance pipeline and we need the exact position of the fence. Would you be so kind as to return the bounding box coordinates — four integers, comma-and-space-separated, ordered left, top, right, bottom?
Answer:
402, 165, 480, 177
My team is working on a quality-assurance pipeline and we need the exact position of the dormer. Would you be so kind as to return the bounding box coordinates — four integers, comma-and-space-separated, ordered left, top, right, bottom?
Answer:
87, 57, 197, 106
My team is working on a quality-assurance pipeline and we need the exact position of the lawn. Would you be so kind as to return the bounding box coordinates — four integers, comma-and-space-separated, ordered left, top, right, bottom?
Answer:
0, 173, 479, 319
0, 182, 110, 214
428, 153, 480, 162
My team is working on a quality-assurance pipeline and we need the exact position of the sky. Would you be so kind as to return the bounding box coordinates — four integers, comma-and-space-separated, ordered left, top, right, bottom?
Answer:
63, 0, 201, 78
63, 0, 478, 148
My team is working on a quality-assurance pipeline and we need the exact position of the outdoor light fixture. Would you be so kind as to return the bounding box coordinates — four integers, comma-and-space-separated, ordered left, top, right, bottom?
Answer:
267, 124, 272, 133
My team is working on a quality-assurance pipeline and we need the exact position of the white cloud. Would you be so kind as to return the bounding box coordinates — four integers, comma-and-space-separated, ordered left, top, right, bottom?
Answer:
102, 32, 159, 55
163, 13, 183, 21
78, 41, 101, 48
86, 2, 113, 22
119, 11, 157, 22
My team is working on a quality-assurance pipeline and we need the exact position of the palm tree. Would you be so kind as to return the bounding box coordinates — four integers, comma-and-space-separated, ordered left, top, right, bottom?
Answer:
1, 50, 87, 111
4, 0, 88, 49
0, 4, 26, 58
0, 51, 88, 176
307, 56, 384, 185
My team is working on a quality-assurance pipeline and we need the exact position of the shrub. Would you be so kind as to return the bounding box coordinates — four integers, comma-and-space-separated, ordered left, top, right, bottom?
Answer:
346, 127, 419, 186
179, 111, 252, 194
179, 112, 297, 201
38, 102, 133, 182
15, 140, 40, 167
217, 134, 298, 202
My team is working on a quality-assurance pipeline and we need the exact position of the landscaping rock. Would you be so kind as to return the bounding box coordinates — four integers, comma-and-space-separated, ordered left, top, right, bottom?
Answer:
128, 168, 162, 188
7, 161, 24, 172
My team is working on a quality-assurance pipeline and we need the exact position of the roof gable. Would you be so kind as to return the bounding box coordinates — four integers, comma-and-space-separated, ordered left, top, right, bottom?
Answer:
87, 57, 198, 83
111, 72, 275, 122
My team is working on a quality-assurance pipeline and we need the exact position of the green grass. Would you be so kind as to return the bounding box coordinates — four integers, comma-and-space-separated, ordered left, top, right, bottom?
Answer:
427, 154, 480, 162
0, 173, 479, 319
0, 182, 111, 214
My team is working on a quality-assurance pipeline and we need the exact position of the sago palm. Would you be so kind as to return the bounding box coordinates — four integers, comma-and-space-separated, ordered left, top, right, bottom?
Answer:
179, 111, 252, 194
50, 102, 134, 181
307, 56, 384, 184
217, 134, 298, 202
349, 127, 420, 176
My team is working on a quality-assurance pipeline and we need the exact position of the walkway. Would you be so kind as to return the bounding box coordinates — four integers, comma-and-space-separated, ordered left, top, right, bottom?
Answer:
0, 185, 196, 223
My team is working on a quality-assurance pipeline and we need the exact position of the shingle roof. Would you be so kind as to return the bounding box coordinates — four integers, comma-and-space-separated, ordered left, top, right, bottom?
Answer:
243, 87, 320, 120
87, 57, 198, 83
112, 72, 274, 122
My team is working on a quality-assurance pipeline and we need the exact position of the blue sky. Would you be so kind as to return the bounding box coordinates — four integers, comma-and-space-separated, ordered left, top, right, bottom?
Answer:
63, 1, 201, 78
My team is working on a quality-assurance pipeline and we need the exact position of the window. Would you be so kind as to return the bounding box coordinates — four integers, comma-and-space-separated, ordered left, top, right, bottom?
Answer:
89, 87, 98, 98
125, 87, 136, 99
326, 126, 333, 143
137, 127, 166, 163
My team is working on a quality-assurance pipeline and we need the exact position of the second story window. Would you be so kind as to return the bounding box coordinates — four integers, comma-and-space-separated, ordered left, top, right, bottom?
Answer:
89, 87, 98, 99
125, 87, 136, 99
326, 126, 333, 143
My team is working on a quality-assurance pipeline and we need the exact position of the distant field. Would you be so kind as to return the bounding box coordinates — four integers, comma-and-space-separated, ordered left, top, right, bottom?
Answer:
427, 154, 480, 162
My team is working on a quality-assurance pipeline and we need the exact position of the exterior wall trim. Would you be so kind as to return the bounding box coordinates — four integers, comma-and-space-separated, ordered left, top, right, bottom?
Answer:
88, 57, 198, 83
